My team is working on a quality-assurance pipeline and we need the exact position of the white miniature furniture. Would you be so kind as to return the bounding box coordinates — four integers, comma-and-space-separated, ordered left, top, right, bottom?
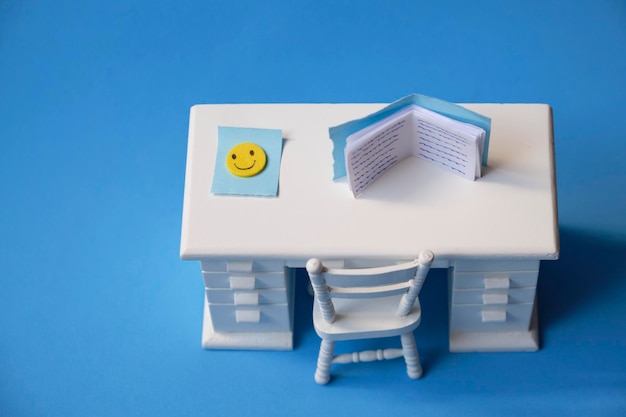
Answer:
180, 103, 559, 352
306, 251, 434, 384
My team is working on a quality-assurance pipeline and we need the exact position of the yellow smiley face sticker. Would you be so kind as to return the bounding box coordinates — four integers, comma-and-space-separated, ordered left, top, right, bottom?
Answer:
226, 142, 267, 177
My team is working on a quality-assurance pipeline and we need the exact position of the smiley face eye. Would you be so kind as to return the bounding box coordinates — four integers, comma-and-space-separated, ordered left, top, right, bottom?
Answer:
249, 150, 254, 156
231, 154, 236, 160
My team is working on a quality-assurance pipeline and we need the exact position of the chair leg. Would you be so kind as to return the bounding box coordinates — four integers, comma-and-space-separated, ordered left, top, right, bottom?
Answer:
315, 339, 335, 384
401, 332, 423, 379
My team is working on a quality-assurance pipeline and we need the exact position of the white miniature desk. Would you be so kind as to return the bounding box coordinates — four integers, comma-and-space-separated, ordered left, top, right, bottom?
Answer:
180, 103, 559, 352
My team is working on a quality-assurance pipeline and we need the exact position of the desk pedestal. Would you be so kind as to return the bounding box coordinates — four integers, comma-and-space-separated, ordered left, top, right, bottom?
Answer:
201, 263, 295, 350
448, 260, 540, 352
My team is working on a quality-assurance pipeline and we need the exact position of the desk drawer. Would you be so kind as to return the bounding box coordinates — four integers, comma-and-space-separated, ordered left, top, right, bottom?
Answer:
452, 288, 536, 305
209, 304, 291, 332
454, 260, 540, 272
203, 272, 287, 289
450, 303, 534, 332
201, 259, 285, 273
205, 289, 288, 305
452, 271, 538, 289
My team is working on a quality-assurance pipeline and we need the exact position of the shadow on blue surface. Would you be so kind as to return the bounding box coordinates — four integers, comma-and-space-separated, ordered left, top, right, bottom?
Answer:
538, 226, 626, 338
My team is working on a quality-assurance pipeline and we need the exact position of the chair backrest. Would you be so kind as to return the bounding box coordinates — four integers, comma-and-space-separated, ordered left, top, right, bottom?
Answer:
306, 250, 434, 323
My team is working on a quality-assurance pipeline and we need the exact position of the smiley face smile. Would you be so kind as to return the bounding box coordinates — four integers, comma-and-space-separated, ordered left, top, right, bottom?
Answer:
234, 160, 256, 171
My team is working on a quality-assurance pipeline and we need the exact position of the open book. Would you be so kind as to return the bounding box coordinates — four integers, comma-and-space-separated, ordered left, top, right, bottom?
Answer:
329, 94, 491, 198
345, 105, 486, 197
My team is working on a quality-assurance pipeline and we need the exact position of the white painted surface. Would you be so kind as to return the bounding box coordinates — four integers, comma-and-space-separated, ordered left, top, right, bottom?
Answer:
181, 103, 558, 264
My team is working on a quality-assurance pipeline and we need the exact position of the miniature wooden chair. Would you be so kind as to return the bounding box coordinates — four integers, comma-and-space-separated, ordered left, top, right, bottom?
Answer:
305, 250, 434, 384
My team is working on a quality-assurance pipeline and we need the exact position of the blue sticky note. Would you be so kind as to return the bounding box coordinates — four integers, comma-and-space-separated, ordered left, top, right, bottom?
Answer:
328, 94, 492, 180
211, 126, 283, 196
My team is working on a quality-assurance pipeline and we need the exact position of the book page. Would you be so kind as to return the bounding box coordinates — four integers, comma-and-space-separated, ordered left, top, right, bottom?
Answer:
345, 108, 414, 197
411, 107, 485, 180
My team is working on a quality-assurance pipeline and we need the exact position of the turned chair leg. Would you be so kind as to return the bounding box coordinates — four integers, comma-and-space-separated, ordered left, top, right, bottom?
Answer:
401, 332, 422, 379
315, 339, 335, 384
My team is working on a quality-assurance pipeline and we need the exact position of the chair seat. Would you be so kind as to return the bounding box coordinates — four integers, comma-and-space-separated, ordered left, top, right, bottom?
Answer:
313, 295, 422, 341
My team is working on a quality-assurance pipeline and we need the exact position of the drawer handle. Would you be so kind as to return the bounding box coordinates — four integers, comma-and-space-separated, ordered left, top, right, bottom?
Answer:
484, 277, 510, 289
236, 309, 261, 323
482, 309, 507, 322
234, 292, 259, 305
483, 292, 509, 305
230, 275, 256, 290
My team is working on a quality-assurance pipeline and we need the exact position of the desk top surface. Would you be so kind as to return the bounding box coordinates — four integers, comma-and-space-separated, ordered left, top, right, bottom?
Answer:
181, 103, 558, 263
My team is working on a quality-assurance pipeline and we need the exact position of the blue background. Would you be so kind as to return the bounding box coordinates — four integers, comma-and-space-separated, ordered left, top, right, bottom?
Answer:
1, 1, 625, 416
